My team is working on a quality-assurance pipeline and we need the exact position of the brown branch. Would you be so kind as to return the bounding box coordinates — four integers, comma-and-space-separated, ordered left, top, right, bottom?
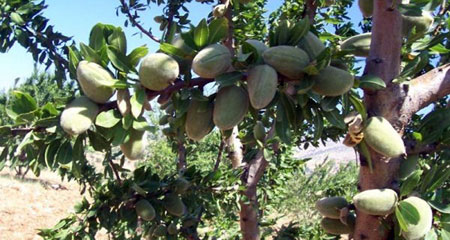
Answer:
177, 140, 187, 171
221, 0, 234, 52
405, 139, 448, 155
213, 139, 225, 171
118, 0, 160, 43
109, 157, 123, 185
303, 0, 318, 23
10, 127, 44, 136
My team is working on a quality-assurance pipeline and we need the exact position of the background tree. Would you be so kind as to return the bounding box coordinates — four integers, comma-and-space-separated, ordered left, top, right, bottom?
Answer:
0, 0, 449, 239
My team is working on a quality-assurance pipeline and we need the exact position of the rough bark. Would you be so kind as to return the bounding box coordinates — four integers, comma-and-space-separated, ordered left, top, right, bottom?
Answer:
356, 1, 404, 239
226, 127, 244, 168
356, 1, 450, 240
239, 151, 268, 240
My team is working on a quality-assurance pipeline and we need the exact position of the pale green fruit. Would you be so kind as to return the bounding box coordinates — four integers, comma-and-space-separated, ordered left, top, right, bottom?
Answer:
245, 39, 268, 55
311, 66, 354, 96
76, 61, 115, 103
402, 11, 434, 37
358, 0, 373, 18
116, 89, 131, 116
167, 222, 178, 235
60, 96, 99, 136
315, 197, 348, 219
363, 116, 406, 158
139, 53, 180, 91
213, 85, 249, 130
163, 194, 186, 217
192, 44, 232, 78
320, 218, 353, 235
353, 189, 398, 216
298, 32, 326, 60
340, 33, 371, 57
185, 100, 214, 141
247, 64, 278, 109
173, 177, 191, 194
135, 199, 156, 221
401, 197, 433, 240
120, 128, 146, 160
262, 46, 310, 80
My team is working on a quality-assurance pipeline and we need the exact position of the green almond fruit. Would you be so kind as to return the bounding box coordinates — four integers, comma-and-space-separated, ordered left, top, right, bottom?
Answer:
340, 33, 371, 57
245, 39, 268, 55
139, 53, 180, 91
247, 64, 278, 109
135, 199, 156, 221
77, 61, 115, 103
262, 45, 310, 80
185, 100, 214, 141
152, 224, 167, 237
173, 177, 191, 194
120, 128, 146, 160
320, 218, 353, 235
401, 197, 433, 240
315, 197, 349, 219
358, 0, 373, 18
163, 194, 186, 217
402, 12, 434, 37
311, 66, 354, 97
363, 116, 406, 158
60, 96, 99, 136
167, 222, 178, 235
298, 31, 326, 60
192, 44, 232, 79
213, 85, 249, 130
353, 188, 398, 216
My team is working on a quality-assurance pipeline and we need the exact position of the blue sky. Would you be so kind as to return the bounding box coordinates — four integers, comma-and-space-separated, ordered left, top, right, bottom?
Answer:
0, 0, 361, 91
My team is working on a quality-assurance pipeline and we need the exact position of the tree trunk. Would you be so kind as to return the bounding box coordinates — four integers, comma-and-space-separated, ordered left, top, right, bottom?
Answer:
355, 0, 404, 239
240, 151, 267, 240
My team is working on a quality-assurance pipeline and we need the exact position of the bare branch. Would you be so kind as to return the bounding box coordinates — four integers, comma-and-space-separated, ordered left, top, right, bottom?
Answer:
405, 139, 448, 155
177, 140, 187, 171
109, 157, 123, 185
302, 0, 318, 23
118, 0, 160, 43
213, 139, 225, 171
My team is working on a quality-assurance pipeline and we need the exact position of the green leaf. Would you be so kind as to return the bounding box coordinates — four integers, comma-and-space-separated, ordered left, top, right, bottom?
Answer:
275, 101, 291, 144
194, 19, 209, 48
130, 87, 146, 119
397, 201, 421, 226
320, 96, 339, 112
56, 141, 73, 165
95, 109, 121, 128
7, 90, 37, 119
400, 170, 422, 197
287, 18, 310, 45
398, 51, 429, 80
45, 139, 61, 169
349, 92, 367, 120
10, 12, 25, 25
208, 18, 228, 44
108, 27, 127, 54
428, 200, 450, 214
322, 110, 346, 129
133, 117, 153, 131
67, 46, 81, 77
359, 140, 373, 173
80, 43, 101, 63
429, 43, 450, 54
215, 72, 243, 87
89, 23, 106, 51
128, 45, 148, 67
313, 111, 323, 142
106, 46, 132, 72
87, 130, 109, 151
160, 43, 189, 58
359, 75, 386, 90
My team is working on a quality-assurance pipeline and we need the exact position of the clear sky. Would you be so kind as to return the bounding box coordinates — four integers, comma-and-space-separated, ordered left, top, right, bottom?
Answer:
0, 0, 361, 91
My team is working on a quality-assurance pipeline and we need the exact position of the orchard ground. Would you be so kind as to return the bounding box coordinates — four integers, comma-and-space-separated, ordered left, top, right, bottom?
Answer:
0, 142, 356, 240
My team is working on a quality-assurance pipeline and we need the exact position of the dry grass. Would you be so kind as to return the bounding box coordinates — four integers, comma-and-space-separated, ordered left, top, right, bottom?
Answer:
0, 170, 81, 240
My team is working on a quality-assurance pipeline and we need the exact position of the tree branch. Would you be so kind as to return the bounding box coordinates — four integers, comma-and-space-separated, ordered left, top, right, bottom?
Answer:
177, 140, 187, 171
405, 139, 448, 155
213, 139, 225, 171
302, 0, 318, 23
109, 157, 123, 185
118, 0, 160, 43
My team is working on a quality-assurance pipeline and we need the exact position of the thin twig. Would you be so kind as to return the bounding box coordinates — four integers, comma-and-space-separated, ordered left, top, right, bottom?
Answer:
213, 140, 225, 171
118, 0, 160, 43
109, 157, 123, 185
177, 140, 187, 171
